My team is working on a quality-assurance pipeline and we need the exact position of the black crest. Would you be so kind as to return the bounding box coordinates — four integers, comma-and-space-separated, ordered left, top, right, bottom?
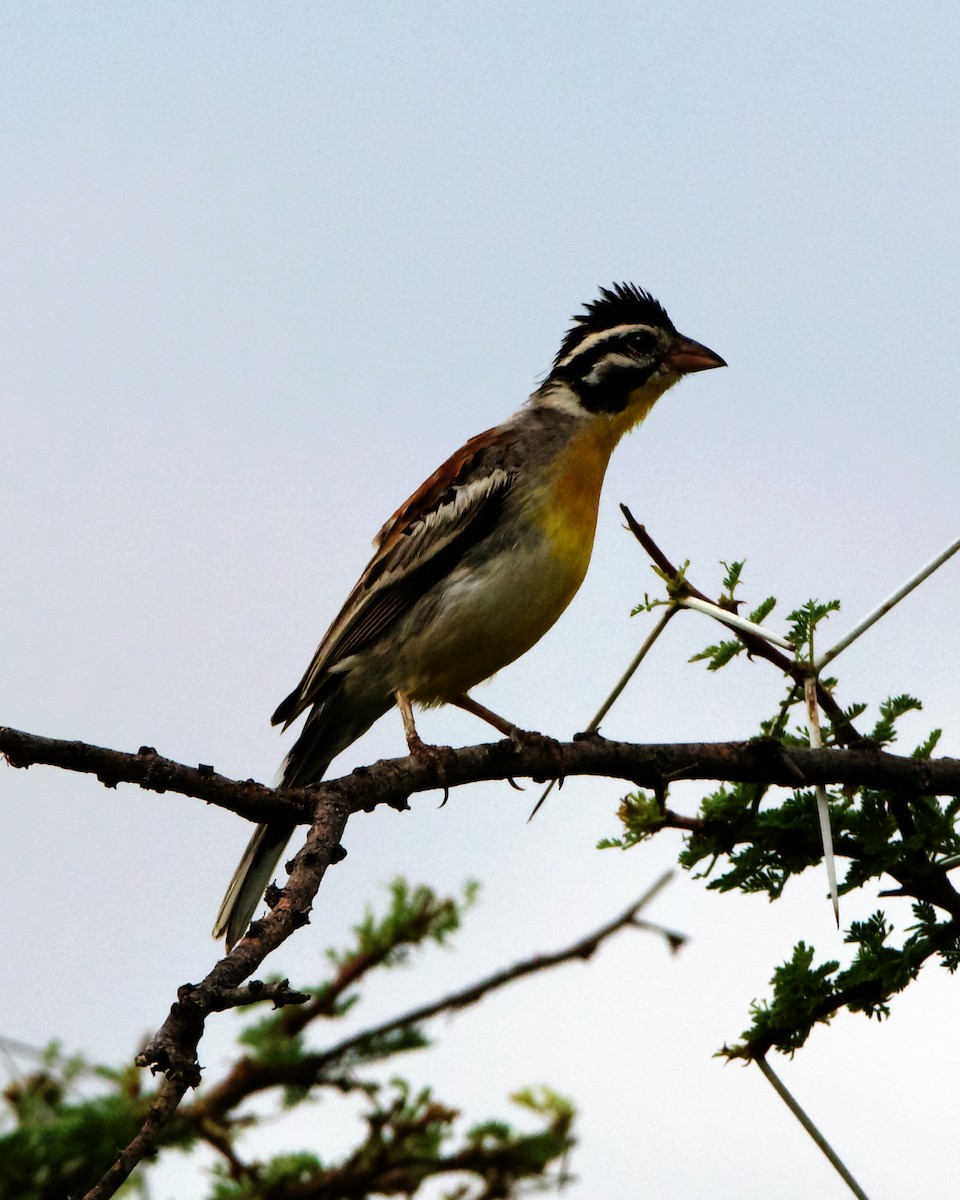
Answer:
554, 282, 676, 368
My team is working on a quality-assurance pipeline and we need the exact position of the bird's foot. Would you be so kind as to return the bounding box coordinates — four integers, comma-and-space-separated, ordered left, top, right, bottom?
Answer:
405, 731, 452, 790
508, 726, 554, 752
406, 731, 438, 759
506, 727, 565, 786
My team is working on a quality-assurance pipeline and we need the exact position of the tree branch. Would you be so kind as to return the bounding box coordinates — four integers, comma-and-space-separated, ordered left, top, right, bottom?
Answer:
4, 725, 960, 829
188, 872, 681, 1122
619, 507, 863, 745
0, 730, 308, 824
76, 787, 353, 1200
726, 917, 960, 1061
4, 718, 958, 1200
81, 1077, 187, 1200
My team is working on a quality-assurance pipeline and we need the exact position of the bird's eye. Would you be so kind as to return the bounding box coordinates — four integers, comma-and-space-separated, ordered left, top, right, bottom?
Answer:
628, 330, 657, 355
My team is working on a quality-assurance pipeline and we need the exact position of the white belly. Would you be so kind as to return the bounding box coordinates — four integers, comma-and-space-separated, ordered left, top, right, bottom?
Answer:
381, 528, 589, 702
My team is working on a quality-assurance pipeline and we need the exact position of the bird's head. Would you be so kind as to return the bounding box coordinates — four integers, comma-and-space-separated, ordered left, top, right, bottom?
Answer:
536, 282, 725, 426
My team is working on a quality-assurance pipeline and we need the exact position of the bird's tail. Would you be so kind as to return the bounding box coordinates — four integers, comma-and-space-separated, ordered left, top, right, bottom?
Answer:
213, 676, 393, 949
212, 821, 297, 950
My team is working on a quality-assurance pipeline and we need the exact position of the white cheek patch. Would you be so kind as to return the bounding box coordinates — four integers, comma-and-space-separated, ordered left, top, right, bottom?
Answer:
581, 352, 638, 388
531, 382, 591, 419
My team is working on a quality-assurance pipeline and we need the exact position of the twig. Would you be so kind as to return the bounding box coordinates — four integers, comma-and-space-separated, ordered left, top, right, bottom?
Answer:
755, 1055, 871, 1200
191, 872, 682, 1120
618, 508, 862, 746
528, 606, 678, 820
183, 979, 310, 1013
318, 873, 682, 1061
815, 535, 960, 671
620, 511, 851, 923
81, 1077, 188, 1200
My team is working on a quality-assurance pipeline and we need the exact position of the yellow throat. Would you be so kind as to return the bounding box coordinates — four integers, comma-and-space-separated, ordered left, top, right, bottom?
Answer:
531, 381, 667, 561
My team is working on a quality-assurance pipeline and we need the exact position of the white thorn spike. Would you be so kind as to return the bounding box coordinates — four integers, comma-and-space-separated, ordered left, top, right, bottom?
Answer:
804, 675, 839, 925
677, 595, 794, 649
815, 535, 960, 672
756, 1056, 872, 1200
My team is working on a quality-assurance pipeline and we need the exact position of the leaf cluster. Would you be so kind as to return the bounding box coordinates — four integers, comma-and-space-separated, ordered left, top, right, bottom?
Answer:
0, 1048, 154, 1200
609, 561, 960, 1061
0, 881, 573, 1200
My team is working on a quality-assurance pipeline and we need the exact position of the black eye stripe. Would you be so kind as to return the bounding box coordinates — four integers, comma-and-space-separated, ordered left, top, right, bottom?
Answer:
576, 361, 656, 413
559, 330, 656, 380
627, 330, 657, 354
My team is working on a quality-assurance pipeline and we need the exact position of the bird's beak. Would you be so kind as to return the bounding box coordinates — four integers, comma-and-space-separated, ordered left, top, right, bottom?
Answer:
666, 336, 726, 375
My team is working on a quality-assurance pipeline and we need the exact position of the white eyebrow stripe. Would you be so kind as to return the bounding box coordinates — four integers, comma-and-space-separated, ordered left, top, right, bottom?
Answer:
556, 323, 652, 368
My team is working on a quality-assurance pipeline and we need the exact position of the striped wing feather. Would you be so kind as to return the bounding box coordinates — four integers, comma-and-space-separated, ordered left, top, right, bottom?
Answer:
272, 427, 514, 728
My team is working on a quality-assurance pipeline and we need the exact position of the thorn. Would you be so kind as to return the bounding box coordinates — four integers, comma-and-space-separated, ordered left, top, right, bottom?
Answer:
527, 780, 554, 821
805, 677, 841, 927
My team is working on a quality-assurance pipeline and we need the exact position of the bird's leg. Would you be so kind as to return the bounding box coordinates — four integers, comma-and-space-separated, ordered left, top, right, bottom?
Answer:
453, 692, 560, 790
451, 694, 529, 791
452, 694, 553, 751
396, 689, 429, 754
450, 693, 518, 738
396, 690, 450, 792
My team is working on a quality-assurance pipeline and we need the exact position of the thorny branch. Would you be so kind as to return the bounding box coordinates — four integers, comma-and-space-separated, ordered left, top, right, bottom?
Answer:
3, 725, 959, 827
619, 506, 863, 745
4, 717, 960, 1196
6, 515, 953, 1200
4, 519, 959, 1198
78, 860, 677, 1197
186, 872, 682, 1125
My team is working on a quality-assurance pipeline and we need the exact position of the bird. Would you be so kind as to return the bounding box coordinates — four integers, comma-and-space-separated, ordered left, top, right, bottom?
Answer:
213, 282, 725, 948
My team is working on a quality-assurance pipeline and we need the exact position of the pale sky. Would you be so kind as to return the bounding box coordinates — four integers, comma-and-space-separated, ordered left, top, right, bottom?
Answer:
3, 5, 959, 1198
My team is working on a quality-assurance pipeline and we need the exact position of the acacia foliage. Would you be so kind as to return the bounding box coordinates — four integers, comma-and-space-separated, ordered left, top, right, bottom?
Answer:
605, 560, 960, 1059
0, 881, 575, 1200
